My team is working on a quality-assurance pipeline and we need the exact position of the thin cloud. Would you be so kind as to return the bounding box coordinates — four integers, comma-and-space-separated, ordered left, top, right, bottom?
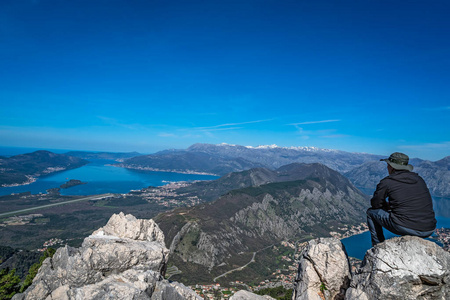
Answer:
158, 133, 177, 138
158, 119, 271, 138
194, 119, 272, 130
321, 134, 349, 138
198, 127, 243, 132
97, 116, 140, 130
400, 141, 450, 150
424, 106, 450, 111
289, 119, 341, 126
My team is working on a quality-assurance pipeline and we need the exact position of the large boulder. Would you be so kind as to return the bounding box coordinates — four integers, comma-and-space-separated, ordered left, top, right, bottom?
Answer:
293, 237, 351, 300
346, 236, 450, 300
13, 212, 201, 300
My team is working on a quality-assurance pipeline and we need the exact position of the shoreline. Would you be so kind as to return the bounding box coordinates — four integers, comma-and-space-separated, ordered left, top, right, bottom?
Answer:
110, 164, 219, 176
1, 175, 37, 188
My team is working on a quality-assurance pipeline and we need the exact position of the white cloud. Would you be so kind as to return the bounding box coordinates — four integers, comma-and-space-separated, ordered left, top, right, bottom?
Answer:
193, 119, 272, 130
289, 119, 341, 126
198, 127, 243, 132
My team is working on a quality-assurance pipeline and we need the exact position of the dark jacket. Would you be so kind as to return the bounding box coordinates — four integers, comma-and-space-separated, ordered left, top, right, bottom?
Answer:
370, 170, 436, 231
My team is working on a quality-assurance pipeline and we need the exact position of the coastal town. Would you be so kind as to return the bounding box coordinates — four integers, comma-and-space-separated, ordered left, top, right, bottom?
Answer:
132, 181, 202, 208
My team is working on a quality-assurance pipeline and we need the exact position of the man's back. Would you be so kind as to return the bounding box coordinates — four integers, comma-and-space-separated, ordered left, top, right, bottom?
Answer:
376, 170, 436, 231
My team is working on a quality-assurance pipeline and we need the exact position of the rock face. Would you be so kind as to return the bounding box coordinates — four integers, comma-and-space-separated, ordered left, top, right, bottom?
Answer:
294, 236, 450, 300
13, 212, 201, 300
230, 290, 275, 299
293, 238, 351, 300
346, 236, 450, 300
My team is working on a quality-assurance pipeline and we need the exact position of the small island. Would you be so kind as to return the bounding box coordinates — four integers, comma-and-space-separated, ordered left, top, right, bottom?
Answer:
60, 179, 87, 189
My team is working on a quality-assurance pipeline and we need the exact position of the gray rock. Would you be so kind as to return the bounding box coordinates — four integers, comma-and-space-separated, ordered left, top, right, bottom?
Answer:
14, 212, 200, 300
346, 236, 450, 300
230, 290, 275, 300
293, 237, 351, 300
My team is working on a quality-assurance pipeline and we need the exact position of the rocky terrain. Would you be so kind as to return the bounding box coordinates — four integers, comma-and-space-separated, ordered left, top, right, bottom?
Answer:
345, 156, 450, 198
155, 163, 368, 284
0, 151, 88, 187
116, 143, 383, 175
12, 213, 201, 300
293, 236, 450, 300
12, 214, 450, 300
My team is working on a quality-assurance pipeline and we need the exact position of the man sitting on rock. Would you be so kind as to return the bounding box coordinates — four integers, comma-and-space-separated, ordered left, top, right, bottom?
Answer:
367, 152, 436, 246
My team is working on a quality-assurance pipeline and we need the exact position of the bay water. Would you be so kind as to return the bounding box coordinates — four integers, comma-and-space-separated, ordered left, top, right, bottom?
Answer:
0, 158, 219, 196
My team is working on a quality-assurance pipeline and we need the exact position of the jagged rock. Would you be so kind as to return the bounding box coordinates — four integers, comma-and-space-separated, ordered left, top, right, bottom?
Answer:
345, 236, 450, 300
92, 212, 166, 243
13, 212, 201, 300
293, 237, 351, 300
230, 290, 275, 299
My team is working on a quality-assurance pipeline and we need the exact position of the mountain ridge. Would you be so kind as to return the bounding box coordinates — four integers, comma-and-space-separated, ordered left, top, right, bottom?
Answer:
116, 143, 384, 176
0, 151, 88, 187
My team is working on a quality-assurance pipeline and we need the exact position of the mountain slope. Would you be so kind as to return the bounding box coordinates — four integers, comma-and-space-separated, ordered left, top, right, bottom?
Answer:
0, 151, 88, 187
177, 162, 358, 203
155, 163, 368, 284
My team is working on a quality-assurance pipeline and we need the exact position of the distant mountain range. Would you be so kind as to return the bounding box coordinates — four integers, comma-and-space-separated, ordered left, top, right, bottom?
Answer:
2, 144, 448, 198
0, 151, 88, 187
155, 163, 368, 284
116, 143, 383, 175
64, 151, 142, 161
116, 143, 449, 198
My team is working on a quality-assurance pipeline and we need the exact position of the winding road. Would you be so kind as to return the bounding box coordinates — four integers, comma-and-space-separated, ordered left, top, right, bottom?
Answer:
213, 244, 274, 282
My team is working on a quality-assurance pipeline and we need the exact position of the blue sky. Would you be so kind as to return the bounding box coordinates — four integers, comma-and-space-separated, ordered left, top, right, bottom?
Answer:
0, 0, 449, 160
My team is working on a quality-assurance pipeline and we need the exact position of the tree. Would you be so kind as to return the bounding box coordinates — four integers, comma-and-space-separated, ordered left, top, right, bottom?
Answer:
0, 268, 20, 300
20, 248, 56, 293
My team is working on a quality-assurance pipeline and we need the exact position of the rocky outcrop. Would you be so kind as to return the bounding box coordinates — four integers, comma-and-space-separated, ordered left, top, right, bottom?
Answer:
346, 236, 450, 300
13, 212, 201, 300
293, 238, 351, 300
294, 236, 450, 300
230, 290, 275, 299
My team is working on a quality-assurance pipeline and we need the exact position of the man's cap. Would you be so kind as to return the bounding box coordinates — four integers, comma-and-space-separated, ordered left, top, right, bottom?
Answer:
380, 152, 413, 171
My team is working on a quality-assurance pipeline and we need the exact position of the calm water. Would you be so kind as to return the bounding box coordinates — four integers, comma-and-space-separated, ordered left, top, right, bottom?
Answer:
0, 158, 218, 196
